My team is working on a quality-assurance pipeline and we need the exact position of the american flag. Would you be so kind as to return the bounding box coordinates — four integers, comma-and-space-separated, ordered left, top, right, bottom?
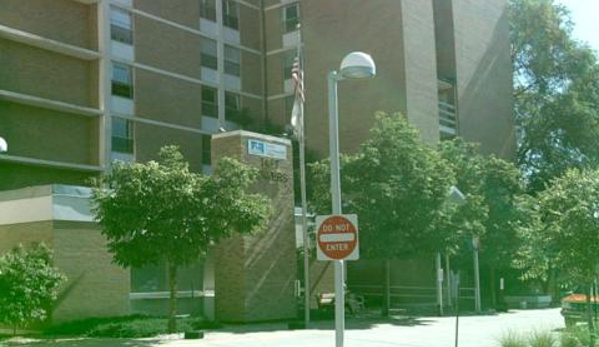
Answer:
291, 56, 305, 103
290, 53, 305, 139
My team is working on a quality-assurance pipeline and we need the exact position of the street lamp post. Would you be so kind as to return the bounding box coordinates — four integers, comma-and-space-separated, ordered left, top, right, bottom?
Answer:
328, 52, 376, 347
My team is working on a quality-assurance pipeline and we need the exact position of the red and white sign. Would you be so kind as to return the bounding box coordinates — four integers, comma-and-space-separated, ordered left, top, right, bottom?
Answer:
316, 214, 359, 261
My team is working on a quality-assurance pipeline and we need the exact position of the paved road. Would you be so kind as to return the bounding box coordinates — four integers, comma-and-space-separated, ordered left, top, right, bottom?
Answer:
1, 309, 564, 347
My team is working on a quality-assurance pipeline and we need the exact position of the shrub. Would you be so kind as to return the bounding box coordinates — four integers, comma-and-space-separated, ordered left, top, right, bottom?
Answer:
499, 330, 528, 347
45, 315, 221, 338
560, 325, 598, 347
560, 332, 580, 347
528, 330, 556, 347
0, 244, 66, 334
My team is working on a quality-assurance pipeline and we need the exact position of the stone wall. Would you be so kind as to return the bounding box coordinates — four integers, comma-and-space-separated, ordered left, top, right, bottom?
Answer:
212, 131, 297, 322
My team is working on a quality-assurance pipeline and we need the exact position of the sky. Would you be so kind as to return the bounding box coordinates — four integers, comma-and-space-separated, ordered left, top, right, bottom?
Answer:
556, 0, 599, 52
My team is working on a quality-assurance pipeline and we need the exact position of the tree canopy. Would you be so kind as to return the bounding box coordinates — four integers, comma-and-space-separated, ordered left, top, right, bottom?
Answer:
92, 146, 271, 332
0, 243, 65, 334
510, 0, 599, 192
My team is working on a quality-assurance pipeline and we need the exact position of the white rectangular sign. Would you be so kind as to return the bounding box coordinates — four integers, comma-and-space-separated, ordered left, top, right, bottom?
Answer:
247, 139, 287, 160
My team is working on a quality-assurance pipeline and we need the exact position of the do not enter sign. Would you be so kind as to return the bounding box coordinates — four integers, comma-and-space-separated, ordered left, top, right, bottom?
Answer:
316, 214, 359, 261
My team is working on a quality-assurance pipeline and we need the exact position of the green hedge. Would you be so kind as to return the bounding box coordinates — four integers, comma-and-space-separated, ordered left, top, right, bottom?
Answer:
44, 315, 221, 338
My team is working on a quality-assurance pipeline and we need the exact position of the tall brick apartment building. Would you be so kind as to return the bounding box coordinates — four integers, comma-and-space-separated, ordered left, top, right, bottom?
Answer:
0, 0, 513, 322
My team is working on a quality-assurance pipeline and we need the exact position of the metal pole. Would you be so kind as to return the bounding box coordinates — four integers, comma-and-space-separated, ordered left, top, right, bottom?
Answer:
299, 100, 310, 327
436, 253, 443, 316
328, 70, 345, 347
294, 26, 311, 328
473, 248, 481, 313
445, 254, 452, 310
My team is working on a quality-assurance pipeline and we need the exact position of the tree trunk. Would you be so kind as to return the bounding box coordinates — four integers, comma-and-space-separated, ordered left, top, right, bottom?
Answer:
586, 283, 595, 347
382, 258, 391, 317
168, 261, 178, 334
490, 267, 497, 308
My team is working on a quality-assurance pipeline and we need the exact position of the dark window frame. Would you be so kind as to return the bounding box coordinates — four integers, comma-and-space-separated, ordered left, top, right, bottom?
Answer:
224, 45, 241, 77
201, 38, 218, 70
200, 0, 217, 21
282, 3, 300, 34
222, 0, 239, 30
111, 63, 134, 99
202, 87, 218, 118
110, 7, 133, 44
111, 117, 134, 154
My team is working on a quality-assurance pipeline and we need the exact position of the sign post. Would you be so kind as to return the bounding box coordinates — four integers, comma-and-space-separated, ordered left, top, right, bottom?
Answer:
316, 214, 359, 347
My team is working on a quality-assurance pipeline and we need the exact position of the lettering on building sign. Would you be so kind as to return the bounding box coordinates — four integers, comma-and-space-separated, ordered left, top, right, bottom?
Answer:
259, 158, 289, 183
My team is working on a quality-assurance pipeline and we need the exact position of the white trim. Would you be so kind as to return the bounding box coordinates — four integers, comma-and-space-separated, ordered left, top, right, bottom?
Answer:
0, 24, 100, 61
111, 111, 213, 136
0, 89, 102, 117
0, 154, 104, 172
264, 2, 298, 11
73, 0, 100, 4
268, 92, 293, 101
117, 59, 263, 100
130, 290, 206, 300
113, 5, 261, 55
235, 0, 260, 11
0, 196, 53, 225
266, 46, 298, 56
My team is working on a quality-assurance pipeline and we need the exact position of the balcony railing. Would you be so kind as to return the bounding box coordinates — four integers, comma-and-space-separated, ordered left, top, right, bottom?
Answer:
439, 101, 457, 136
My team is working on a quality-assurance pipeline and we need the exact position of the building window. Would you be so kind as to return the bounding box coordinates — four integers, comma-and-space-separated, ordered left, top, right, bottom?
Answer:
222, 0, 239, 30
283, 50, 295, 80
224, 45, 240, 76
111, 63, 133, 99
202, 135, 212, 165
202, 87, 218, 118
200, 38, 218, 70
282, 3, 299, 33
112, 117, 134, 154
110, 7, 133, 44
225, 92, 240, 119
200, 0, 217, 22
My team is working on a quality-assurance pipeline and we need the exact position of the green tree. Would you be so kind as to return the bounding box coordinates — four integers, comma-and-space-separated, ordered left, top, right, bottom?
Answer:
510, 0, 599, 192
310, 112, 455, 316
439, 139, 523, 306
0, 243, 66, 335
92, 146, 270, 333
516, 169, 599, 346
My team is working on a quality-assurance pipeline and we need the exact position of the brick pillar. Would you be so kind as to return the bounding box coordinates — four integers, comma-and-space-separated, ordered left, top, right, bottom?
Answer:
211, 131, 297, 322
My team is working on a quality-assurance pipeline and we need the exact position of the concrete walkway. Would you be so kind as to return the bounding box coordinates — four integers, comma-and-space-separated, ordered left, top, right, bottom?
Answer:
1, 308, 564, 347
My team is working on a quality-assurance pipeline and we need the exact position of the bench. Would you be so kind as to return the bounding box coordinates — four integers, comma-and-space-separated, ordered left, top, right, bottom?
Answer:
316, 292, 365, 314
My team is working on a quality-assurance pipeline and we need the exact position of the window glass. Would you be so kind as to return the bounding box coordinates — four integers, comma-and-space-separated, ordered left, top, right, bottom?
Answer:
222, 0, 239, 30
110, 7, 133, 44
200, 39, 218, 70
224, 45, 241, 76
202, 87, 218, 118
111, 117, 134, 153
282, 4, 300, 33
200, 0, 217, 21
225, 92, 240, 119
111, 63, 133, 98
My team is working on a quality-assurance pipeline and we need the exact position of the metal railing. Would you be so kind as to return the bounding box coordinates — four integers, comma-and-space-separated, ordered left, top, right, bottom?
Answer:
439, 101, 457, 135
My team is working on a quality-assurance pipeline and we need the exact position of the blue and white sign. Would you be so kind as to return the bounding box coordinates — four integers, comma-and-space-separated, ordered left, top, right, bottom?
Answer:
248, 139, 287, 160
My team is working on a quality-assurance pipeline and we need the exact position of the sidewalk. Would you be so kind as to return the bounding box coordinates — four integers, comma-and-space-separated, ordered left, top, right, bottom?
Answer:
0, 309, 564, 347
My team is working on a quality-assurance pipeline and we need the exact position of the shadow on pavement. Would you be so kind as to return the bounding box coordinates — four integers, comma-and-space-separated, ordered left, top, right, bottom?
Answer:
0, 337, 162, 347
214, 311, 435, 335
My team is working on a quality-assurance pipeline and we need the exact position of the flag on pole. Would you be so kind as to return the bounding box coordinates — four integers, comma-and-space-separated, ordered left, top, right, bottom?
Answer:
290, 55, 305, 139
